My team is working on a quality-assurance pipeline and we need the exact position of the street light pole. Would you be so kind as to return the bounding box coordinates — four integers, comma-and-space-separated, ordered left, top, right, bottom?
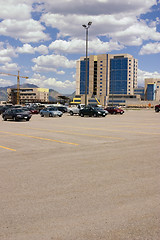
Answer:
82, 22, 92, 106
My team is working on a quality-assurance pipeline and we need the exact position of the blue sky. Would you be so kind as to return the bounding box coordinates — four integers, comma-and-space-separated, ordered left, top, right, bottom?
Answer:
0, 0, 160, 93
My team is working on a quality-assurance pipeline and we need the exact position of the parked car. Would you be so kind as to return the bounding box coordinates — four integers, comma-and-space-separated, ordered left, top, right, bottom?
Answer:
155, 104, 160, 112
68, 104, 85, 116
104, 106, 124, 114
2, 108, 32, 121
56, 106, 68, 113
28, 107, 39, 114
94, 106, 108, 115
40, 107, 63, 117
79, 105, 106, 117
0, 105, 12, 115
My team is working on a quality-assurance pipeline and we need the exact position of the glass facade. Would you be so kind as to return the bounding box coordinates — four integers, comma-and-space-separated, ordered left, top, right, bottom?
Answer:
80, 60, 89, 94
147, 84, 156, 100
110, 58, 128, 94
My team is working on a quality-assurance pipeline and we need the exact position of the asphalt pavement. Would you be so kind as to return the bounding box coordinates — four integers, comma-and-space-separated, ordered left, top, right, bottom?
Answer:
0, 109, 160, 240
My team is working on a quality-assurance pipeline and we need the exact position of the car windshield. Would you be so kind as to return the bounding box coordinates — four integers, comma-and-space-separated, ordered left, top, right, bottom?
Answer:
13, 109, 25, 113
94, 107, 103, 110
47, 107, 57, 111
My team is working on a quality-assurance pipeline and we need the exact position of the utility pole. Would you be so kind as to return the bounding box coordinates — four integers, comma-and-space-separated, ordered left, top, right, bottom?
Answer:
82, 22, 92, 107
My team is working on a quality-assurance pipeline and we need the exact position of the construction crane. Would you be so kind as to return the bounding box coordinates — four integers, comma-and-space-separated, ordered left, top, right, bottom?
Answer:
0, 71, 29, 104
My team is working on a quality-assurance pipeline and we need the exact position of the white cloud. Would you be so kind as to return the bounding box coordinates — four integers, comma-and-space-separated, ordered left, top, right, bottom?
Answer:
0, 43, 17, 62
138, 69, 160, 86
16, 44, 35, 54
0, 0, 32, 20
41, 12, 160, 47
32, 54, 76, 73
0, 19, 49, 43
16, 44, 48, 54
0, 62, 19, 72
35, 45, 48, 54
139, 42, 160, 55
110, 20, 160, 46
57, 70, 65, 75
0, 78, 13, 87
26, 73, 76, 93
40, 0, 156, 16
49, 38, 124, 54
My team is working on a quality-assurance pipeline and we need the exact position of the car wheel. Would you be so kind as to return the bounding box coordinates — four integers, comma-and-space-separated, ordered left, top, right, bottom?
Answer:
3, 117, 7, 121
155, 108, 159, 112
80, 113, 84, 117
93, 113, 97, 117
26, 119, 30, 121
70, 111, 74, 116
49, 113, 52, 117
41, 114, 44, 117
120, 112, 123, 115
59, 115, 62, 117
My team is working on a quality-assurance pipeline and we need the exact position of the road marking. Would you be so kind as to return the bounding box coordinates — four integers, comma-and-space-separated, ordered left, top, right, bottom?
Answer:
50, 125, 160, 135
21, 127, 125, 140
0, 131, 79, 146
0, 145, 16, 151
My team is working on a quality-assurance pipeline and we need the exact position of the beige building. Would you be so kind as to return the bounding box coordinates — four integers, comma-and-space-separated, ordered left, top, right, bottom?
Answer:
144, 78, 160, 101
76, 53, 138, 106
7, 87, 49, 105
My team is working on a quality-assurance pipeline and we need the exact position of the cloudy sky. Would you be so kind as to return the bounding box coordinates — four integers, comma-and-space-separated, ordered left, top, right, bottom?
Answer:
0, 0, 160, 93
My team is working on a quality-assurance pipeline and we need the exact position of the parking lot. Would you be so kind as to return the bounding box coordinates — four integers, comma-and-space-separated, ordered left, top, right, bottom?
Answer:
0, 109, 160, 240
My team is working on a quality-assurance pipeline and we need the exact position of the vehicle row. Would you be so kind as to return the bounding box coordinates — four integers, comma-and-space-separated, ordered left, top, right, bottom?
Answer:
1, 105, 126, 121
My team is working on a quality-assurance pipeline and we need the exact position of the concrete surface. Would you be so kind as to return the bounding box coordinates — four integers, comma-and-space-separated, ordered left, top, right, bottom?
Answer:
0, 109, 160, 240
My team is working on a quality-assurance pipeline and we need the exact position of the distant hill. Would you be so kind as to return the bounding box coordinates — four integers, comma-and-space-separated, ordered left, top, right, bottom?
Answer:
0, 83, 75, 102
49, 89, 61, 102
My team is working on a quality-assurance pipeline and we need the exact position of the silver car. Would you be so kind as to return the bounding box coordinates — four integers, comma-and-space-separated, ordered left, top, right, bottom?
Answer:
40, 107, 63, 117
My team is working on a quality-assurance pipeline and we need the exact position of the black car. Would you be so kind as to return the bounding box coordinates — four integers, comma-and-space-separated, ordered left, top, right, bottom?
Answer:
56, 106, 68, 113
0, 105, 12, 115
2, 108, 32, 121
79, 106, 106, 117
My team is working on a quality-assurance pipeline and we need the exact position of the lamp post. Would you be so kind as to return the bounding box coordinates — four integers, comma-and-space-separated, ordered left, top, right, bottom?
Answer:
82, 22, 92, 106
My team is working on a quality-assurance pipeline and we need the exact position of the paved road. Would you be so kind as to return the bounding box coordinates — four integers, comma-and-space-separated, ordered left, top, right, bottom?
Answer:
0, 109, 160, 240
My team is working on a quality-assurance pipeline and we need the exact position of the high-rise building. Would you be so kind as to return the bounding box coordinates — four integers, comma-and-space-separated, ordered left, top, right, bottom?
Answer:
76, 53, 138, 106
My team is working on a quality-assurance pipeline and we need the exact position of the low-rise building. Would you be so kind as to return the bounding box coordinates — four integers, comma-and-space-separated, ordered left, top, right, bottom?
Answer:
145, 78, 160, 101
7, 87, 49, 105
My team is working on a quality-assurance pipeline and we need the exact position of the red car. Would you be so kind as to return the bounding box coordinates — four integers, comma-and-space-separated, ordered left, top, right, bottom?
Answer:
155, 104, 160, 112
104, 106, 124, 114
29, 108, 39, 114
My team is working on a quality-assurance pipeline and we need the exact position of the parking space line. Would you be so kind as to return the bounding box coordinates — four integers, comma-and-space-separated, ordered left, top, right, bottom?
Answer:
21, 127, 125, 140
47, 124, 160, 135
0, 131, 79, 146
0, 145, 16, 151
